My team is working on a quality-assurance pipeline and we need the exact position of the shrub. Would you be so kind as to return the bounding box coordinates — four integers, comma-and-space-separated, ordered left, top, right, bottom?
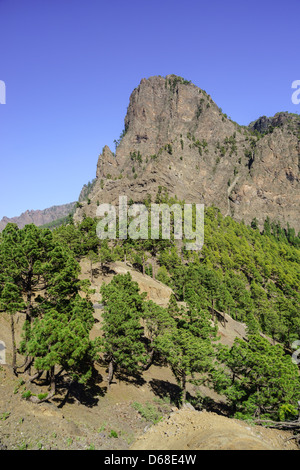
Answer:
22, 390, 32, 399
132, 402, 163, 424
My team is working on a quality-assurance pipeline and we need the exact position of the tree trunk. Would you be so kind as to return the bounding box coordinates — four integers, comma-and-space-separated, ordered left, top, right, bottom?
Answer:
50, 366, 56, 396
29, 367, 56, 404
10, 314, 17, 374
152, 261, 155, 280
181, 374, 186, 405
24, 282, 33, 375
90, 260, 93, 282
211, 298, 215, 322
24, 357, 34, 374
142, 348, 154, 371
27, 370, 43, 383
107, 359, 114, 388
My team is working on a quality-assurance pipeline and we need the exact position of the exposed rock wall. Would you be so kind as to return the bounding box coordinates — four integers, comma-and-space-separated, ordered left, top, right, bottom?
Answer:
74, 75, 300, 232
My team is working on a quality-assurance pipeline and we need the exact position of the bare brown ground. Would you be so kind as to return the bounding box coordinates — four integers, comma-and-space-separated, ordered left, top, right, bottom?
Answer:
131, 407, 298, 450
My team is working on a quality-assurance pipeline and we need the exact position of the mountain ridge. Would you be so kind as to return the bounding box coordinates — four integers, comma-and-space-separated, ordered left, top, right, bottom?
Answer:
0, 202, 76, 231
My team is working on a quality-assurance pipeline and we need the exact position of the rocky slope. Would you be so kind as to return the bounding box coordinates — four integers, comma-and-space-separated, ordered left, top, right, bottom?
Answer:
74, 74, 300, 232
0, 202, 76, 231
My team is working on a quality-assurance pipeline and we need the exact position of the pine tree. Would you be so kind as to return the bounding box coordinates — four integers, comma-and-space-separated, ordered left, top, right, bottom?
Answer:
100, 273, 148, 387
0, 278, 25, 371
78, 217, 99, 255
141, 300, 173, 369
87, 250, 99, 282
0, 223, 94, 392
155, 303, 219, 406
99, 240, 113, 274
24, 296, 96, 401
219, 335, 300, 420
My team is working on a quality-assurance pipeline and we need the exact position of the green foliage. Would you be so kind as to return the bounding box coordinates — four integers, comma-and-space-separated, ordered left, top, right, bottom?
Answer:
262, 218, 300, 248
0, 412, 10, 420
25, 296, 96, 384
132, 401, 163, 424
37, 393, 49, 401
218, 335, 300, 420
54, 217, 99, 257
0, 222, 97, 396
156, 265, 171, 286
196, 101, 203, 119
130, 151, 143, 163
165, 143, 173, 155
79, 179, 97, 202
166, 75, 191, 92
156, 206, 300, 347
142, 299, 174, 353
154, 299, 219, 405
1, 193, 300, 421
223, 135, 238, 156
100, 273, 149, 379
113, 128, 127, 149
40, 215, 71, 230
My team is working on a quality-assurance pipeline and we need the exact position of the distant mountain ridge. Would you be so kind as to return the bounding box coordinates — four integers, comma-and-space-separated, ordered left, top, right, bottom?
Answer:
0, 176, 97, 232
0, 202, 76, 231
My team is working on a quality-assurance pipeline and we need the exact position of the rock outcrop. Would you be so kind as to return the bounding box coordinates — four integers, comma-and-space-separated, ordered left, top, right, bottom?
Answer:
72, 74, 300, 232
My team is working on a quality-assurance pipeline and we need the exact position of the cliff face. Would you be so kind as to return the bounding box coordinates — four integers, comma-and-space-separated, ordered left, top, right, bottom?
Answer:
74, 75, 300, 231
0, 202, 76, 231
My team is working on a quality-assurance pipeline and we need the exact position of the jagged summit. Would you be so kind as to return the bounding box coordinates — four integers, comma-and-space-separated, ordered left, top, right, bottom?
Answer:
249, 111, 300, 135
72, 74, 300, 231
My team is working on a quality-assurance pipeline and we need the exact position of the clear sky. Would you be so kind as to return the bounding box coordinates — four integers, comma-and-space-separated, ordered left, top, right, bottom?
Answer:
0, 0, 299, 219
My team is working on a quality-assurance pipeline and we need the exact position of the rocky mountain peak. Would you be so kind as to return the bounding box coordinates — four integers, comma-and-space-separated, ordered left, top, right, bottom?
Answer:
73, 75, 300, 232
117, 74, 234, 158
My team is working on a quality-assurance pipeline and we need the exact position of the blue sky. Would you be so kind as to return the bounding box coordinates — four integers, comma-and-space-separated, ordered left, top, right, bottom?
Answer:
0, 0, 299, 219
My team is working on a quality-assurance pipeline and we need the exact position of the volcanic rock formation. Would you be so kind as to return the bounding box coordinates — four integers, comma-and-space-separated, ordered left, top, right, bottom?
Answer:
72, 75, 300, 231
